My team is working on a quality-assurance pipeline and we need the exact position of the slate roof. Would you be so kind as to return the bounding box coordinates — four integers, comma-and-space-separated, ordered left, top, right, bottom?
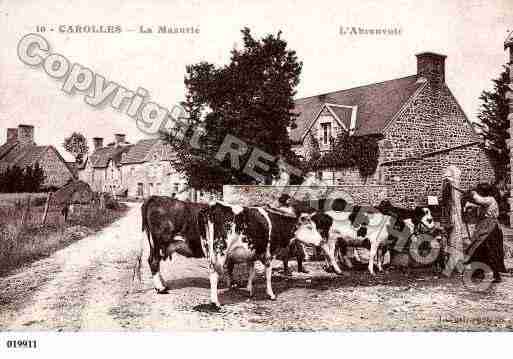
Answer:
120, 139, 159, 164
0, 141, 18, 159
87, 144, 133, 168
0, 144, 51, 170
290, 75, 425, 142
120, 139, 175, 164
0, 142, 75, 178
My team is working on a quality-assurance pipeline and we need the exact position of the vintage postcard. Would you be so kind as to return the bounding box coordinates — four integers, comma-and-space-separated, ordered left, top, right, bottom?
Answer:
1, 0, 513, 354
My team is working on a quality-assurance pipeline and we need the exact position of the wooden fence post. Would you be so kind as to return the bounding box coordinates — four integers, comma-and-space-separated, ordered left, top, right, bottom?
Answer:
443, 165, 466, 275
21, 195, 31, 225
41, 192, 52, 225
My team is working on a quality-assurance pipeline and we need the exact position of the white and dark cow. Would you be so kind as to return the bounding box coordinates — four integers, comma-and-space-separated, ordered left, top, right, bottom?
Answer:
376, 201, 446, 270
136, 196, 208, 293
199, 202, 343, 308
324, 203, 437, 275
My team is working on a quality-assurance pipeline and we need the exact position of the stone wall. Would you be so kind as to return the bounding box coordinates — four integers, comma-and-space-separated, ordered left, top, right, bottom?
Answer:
121, 161, 187, 199
223, 185, 389, 207
383, 144, 495, 208
382, 82, 480, 162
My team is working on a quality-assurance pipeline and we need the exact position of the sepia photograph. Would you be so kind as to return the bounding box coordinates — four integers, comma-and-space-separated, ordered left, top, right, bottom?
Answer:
0, 0, 512, 356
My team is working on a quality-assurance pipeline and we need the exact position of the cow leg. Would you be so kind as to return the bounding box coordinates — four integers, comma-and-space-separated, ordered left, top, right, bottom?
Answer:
344, 253, 353, 269
297, 246, 308, 274
282, 258, 292, 276
377, 247, 384, 272
297, 256, 306, 273
148, 247, 167, 294
264, 259, 276, 300
336, 242, 352, 269
209, 263, 221, 308
246, 261, 256, 297
368, 242, 378, 276
225, 260, 238, 289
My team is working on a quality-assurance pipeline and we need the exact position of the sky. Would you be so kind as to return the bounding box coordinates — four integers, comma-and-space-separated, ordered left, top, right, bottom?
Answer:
0, 0, 512, 161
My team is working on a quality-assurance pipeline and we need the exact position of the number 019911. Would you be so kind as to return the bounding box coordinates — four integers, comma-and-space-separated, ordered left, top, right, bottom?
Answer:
6, 340, 37, 349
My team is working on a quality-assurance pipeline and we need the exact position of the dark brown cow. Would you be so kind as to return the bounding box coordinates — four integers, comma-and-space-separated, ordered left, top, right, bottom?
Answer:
135, 196, 208, 293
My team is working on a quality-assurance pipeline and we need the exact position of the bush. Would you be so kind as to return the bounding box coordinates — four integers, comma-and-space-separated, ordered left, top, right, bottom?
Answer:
104, 193, 120, 210
0, 163, 45, 193
32, 196, 48, 207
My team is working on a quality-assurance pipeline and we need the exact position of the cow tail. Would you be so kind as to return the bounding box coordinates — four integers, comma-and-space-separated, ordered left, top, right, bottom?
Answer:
133, 200, 150, 282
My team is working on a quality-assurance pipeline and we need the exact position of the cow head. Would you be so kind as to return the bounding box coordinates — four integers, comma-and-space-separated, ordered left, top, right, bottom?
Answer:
412, 206, 435, 232
294, 213, 324, 247
199, 201, 242, 259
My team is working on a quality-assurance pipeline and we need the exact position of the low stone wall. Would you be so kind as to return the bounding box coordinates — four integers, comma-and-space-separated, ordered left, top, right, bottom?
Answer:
223, 185, 389, 207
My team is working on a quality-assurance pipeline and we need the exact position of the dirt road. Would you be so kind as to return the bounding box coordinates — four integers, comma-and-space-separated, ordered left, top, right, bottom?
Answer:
1, 202, 513, 331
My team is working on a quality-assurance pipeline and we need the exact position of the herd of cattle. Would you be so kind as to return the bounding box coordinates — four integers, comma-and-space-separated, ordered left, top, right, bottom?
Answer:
134, 196, 447, 309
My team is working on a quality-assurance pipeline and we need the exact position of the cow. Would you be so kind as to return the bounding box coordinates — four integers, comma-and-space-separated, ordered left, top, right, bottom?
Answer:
200, 201, 343, 309
376, 200, 446, 271
135, 196, 208, 293
323, 201, 437, 275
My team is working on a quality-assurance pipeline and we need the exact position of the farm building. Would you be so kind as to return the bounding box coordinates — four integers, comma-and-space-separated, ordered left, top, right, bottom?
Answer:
291, 52, 495, 208
77, 134, 132, 194
78, 135, 190, 200
0, 124, 75, 189
119, 138, 188, 199
50, 180, 94, 206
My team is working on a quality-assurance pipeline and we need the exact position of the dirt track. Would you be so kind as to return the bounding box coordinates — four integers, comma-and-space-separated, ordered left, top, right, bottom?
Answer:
1, 202, 513, 331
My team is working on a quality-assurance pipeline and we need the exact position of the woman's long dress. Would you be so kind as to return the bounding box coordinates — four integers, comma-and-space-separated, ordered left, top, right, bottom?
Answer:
464, 195, 506, 274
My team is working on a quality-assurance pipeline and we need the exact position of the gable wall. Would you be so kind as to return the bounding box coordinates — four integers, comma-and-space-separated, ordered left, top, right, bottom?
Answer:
296, 107, 346, 158
382, 82, 480, 162
121, 143, 187, 199
38, 148, 74, 188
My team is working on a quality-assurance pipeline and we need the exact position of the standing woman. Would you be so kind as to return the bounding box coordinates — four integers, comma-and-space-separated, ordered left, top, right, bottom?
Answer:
463, 183, 507, 283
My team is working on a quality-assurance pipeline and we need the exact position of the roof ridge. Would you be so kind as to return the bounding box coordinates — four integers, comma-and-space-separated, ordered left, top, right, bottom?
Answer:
295, 74, 417, 102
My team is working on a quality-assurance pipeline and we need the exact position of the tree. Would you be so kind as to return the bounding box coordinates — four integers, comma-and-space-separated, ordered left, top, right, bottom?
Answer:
167, 28, 303, 192
304, 131, 380, 181
475, 66, 510, 182
30, 162, 46, 192
0, 163, 45, 193
63, 132, 89, 164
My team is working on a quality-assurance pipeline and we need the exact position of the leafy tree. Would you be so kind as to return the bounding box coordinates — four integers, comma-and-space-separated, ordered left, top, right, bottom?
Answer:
63, 132, 89, 164
0, 163, 45, 193
30, 162, 46, 192
166, 28, 303, 191
22, 165, 33, 192
303, 133, 322, 172
5, 166, 23, 192
475, 66, 510, 182
305, 131, 380, 181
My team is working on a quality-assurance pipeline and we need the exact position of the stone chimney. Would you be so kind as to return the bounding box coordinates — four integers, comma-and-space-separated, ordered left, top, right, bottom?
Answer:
93, 137, 104, 150
17, 124, 35, 146
114, 133, 126, 144
416, 52, 446, 86
6, 128, 18, 142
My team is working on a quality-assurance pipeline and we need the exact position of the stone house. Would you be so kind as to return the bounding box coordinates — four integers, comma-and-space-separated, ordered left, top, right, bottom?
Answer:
291, 52, 495, 208
78, 135, 190, 200
78, 134, 132, 194
0, 124, 74, 189
119, 138, 189, 199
